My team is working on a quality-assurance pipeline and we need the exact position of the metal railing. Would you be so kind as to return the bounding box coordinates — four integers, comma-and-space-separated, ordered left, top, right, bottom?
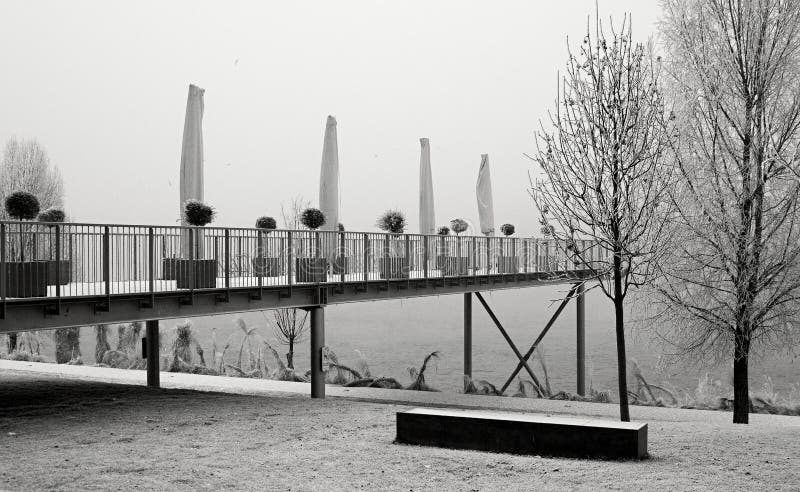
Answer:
0, 221, 606, 300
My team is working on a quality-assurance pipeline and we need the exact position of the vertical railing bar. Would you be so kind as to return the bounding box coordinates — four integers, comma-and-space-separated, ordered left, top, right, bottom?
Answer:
148, 227, 155, 298
423, 235, 428, 279
363, 233, 369, 283
55, 224, 61, 300
287, 231, 293, 286
340, 231, 346, 284
225, 229, 231, 292
103, 226, 110, 299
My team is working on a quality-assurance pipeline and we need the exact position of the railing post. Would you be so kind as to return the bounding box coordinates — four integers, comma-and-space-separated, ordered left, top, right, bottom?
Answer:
457, 235, 462, 276
148, 228, 155, 297
384, 233, 390, 281
423, 235, 428, 279
404, 234, 410, 278
225, 229, 231, 290
363, 233, 369, 282
523, 238, 529, 274
103, 226, 111, 297
486, 236, 491, 275
340, 231, 346, 283
55, 224, 61, 299
472, 236, 477, 276
133, 231, 139, 281
287, 231, 294, 286
188, 228, 195, 292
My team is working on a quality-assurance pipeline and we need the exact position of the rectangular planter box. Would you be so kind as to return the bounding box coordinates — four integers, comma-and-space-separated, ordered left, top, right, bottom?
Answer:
163, 259, 218, 289
380, 257, 409, 279
251, 257, 281, 277
296, 258, 328, 283
497, 256, 519, 274
396, 407, 648, 459
3, 261, 48, 298
162, 258, 179, 280
437, 256, 469, 276
46, 260, 71, 286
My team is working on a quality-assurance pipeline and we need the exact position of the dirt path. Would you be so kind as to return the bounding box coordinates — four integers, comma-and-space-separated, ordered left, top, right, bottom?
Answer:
1, 370, 799, 491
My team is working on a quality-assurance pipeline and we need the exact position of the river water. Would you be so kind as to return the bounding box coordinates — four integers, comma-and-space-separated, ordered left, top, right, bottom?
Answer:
77, 284, 799, 401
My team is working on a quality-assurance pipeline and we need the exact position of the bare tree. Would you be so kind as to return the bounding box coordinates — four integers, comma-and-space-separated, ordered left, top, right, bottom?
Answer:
281, 195, 311, 230
653, 0, 800, 424
269, 195, 312, 368
0, 138, 65, 354
530, 14, 674, 421
271, 308, 308, 369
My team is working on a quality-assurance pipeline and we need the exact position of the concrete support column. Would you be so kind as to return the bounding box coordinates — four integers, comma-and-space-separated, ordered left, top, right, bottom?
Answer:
310, 306, 325, 398
464, 292, 472, 378
576, 283, 586, 396
145, 319, 160, 388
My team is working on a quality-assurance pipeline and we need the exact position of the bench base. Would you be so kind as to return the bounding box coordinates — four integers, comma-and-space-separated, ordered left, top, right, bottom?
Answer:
396, 407, 647, 459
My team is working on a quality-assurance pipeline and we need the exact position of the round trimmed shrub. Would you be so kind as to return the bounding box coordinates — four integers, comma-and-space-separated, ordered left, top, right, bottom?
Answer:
437, 226, 450, 235
5, 191, 40, 220
255, 216, 277, 230
184, 199, 215, 227
37, 208, 66, 223
450, 218, 468, 236
301, 208, 326, 230
500, 223, 515, 236
376, 209, 406, 234
338, 223, 345, 232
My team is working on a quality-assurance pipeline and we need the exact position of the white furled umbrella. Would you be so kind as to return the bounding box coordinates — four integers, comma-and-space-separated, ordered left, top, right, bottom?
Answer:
476, 153, 495, 236
179, 84, 205, 257
318, 115, 339, 232
318, 115, 340, 264
418, 138, 436, 235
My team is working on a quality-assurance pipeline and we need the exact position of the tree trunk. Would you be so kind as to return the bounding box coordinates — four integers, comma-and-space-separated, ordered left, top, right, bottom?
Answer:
94, 325, 110, 363
614, 295, 630, 422
7, 333, 18, 353
733, 336, 750, 424
287, 339, 294, 369
54, 327, 81, 364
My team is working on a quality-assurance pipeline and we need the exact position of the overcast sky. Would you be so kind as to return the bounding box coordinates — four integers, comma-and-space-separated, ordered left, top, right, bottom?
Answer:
0, 0, 661, 234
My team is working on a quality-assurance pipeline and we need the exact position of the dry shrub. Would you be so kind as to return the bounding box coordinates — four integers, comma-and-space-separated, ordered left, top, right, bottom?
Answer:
405, 351, 440, 392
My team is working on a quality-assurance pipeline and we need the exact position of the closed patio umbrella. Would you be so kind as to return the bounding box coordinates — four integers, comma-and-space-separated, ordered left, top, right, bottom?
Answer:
476, 154, 495, 236
318, 115, 340, 263
419, 138, 436, 235
179, 84, 205, 257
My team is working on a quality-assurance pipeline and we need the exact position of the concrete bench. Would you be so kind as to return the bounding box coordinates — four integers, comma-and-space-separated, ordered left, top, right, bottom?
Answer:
396, 407, 647, 459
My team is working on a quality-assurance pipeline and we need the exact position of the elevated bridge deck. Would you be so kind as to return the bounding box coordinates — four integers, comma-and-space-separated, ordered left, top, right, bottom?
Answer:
1, 221, 601, 398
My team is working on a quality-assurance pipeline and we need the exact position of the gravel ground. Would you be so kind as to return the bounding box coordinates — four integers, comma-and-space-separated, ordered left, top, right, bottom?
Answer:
1, 370, 799, 491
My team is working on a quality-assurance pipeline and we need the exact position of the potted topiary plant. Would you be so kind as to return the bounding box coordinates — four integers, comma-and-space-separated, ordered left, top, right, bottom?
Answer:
37, 207, 71, 286
450, 218, 468, 236
3, 191, 46, 297
296, 207, 327, 282
437, 226, 450, 236
252, 216, 280, 278
498, 223, 518, 273
438, 218, 469, 276
376, 209, 409, 279
166, 200, 218, 289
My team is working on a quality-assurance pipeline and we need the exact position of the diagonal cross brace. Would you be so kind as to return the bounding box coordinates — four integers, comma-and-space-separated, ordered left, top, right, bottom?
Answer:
499, 283, 581, 394
474, 291, 544, 392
